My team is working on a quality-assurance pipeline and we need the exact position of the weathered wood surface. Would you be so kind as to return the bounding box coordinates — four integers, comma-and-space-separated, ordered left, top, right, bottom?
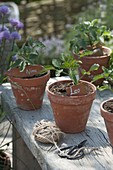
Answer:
12, 127, 42, 170
0, 78, 113, 170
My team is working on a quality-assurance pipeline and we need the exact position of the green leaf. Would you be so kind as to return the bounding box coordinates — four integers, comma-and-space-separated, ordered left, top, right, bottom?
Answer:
80, 50, 93, 57
56, 69, 63, 77
69, 69, 78, 85
89, 64, 99, 72
44, 65, 55, 71
91, 19, 99, 26
0, 74, 6, 84
25, 58, 33, 65
38, 65, 55, 76
29, 54, 38, 60
10, 59, 22, 69
85, 71, 91, 75
92, 74, 104, 82
52, 59, 62, 68
97, 84, 112, 91
81, 69, 87, 75
20, 61, 26, 72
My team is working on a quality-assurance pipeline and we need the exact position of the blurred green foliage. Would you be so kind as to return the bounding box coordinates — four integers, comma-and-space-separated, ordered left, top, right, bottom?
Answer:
74, 0, 113, 29
65, 0, 113, 50
1, 0, 113, 72
0, 0, 22, 4
2, 0, 43, 5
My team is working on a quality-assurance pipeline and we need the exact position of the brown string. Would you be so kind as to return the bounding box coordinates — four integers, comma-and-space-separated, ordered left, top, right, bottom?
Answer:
33, 120, 63, 144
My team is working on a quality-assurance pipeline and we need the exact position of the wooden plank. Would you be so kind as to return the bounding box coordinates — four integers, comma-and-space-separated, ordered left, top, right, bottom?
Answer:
1, 78, 113, 170
13, 127, 42, 170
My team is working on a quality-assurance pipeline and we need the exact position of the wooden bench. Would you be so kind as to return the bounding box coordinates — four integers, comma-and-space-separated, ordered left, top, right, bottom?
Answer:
0, 77, 113, 170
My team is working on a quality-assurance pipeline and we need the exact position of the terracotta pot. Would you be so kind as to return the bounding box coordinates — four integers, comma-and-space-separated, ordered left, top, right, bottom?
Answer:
6, 65, 50, 110
47, 80, 96, 133
100, 99, 113, 146
73, 46, 112, 86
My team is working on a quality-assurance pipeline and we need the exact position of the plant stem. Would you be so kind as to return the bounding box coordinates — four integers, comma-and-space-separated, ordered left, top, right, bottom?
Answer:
86, 32, 92, 46
1, 15, 4, 31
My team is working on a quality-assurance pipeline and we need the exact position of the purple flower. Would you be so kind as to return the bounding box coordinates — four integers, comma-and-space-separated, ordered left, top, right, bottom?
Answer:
0, 5, 10, 15
10, 19, 24, 30
11, 31, 21, 40
16, 22, 24, 30
12, 55, 18, 61
0, 26, 8, 32
10, 19, 20, 26
0, 31, 11, 40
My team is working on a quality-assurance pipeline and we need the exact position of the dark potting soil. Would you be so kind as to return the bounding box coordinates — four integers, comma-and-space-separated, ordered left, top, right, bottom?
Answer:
49, 81, 93, 96
103, 100, 113, 113
50, 82, 73, 96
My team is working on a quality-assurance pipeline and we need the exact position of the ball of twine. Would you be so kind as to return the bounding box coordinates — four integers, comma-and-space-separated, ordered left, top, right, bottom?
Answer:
33, 120, 63, 144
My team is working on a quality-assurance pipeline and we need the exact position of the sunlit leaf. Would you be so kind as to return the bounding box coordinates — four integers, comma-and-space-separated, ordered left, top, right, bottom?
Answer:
20, 61, 26, 72
52, 59, 62, 68
89, 64, 99, 72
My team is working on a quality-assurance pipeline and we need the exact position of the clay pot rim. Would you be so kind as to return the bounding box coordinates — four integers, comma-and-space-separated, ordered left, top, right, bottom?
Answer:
6, 64, 50, 81
100, 98, 113, 116
8, 70, 50, 81
100, 98, 113, 122
73, 46, 112, 59
47, 79, 96, 98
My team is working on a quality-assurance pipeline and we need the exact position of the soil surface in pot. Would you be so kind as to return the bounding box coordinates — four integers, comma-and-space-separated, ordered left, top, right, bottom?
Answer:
50, 81, 93, 96
103, 100, 113, 113
79, 46, 110, 57
16, 72, 47, 79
